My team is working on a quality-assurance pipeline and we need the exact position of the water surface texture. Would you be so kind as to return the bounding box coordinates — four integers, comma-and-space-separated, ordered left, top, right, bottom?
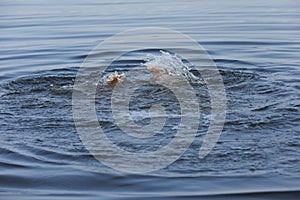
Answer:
1, 0, 300, 199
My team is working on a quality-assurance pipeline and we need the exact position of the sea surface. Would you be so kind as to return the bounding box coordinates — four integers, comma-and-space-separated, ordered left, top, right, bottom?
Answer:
1, 0, 300, 199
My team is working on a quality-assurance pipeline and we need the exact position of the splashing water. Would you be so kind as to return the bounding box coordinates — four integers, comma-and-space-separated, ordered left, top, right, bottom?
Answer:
143, 50, 201, 83
101, 50, 203, 86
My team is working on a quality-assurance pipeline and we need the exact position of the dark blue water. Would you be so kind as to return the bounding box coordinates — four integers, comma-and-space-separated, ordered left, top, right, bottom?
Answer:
1, 0, 300, 199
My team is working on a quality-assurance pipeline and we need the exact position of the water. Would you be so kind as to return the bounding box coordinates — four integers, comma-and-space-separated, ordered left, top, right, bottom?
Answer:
1, 0, 300, 199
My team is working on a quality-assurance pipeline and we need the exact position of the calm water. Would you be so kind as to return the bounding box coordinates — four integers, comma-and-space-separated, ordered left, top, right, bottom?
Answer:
1, 0, 300, 199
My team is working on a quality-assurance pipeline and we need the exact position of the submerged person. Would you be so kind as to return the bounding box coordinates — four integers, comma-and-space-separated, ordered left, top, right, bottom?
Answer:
105, 64, 186, 86
147, 65, 169, 81
105, 66, 165, 86
105, 72, 125, 86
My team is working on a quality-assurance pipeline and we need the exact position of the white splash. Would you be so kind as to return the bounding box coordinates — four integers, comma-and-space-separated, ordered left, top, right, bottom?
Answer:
143, 50, 199, 82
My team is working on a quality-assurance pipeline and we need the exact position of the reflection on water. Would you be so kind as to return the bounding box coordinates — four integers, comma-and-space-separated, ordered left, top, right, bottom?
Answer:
0, 0, 300, 199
